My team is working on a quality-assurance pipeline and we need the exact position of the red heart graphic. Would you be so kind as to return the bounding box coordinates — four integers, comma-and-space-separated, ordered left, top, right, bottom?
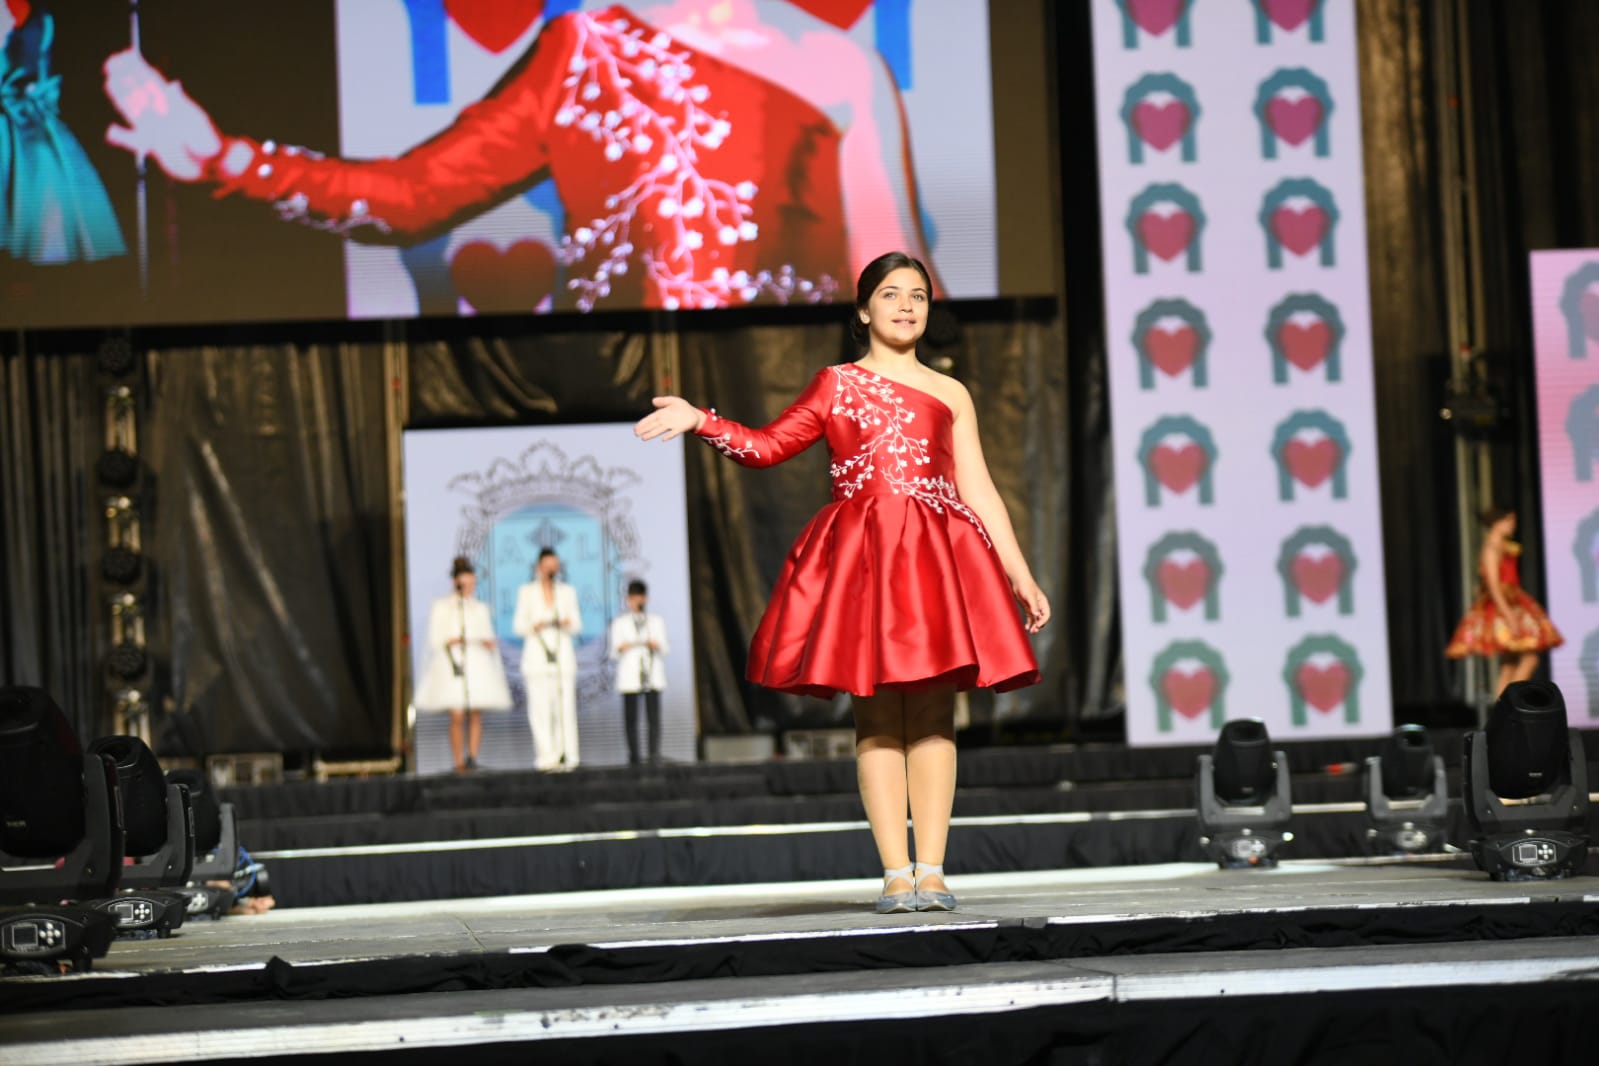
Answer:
1145, 325, 1197, 377
1266, 96, 1324, 146
1296, 661, 1349, 713
1278, 321, 1331, 371
450, 239, 557, 313
1581, 288, 1599, 345
1290, 553, 1343, 604
790, 0, 874, 30
1133, 100, 1190, 151
1271, 206, 1327, 257
1164, 666, 1215, 719
1283, 438, 1339, 488
1138, 211, 1194, 262
1126, 0, 1188, 35
1151, 441, 1204, 493
444, 0, 545, 53
1158, 558, 1210, 610
1262, 0, 1319, 32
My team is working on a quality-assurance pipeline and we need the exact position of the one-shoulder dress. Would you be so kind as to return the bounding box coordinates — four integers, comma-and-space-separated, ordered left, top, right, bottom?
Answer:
696, 362, 1040, 698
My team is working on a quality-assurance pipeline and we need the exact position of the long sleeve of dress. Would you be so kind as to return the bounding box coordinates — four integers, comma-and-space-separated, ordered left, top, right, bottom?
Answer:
204, 14, 581, 242
694, 368, 833, 469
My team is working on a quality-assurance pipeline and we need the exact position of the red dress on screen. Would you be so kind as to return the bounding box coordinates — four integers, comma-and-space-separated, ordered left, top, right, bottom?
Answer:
1445, 546, 1564, 657
697, 362, 1040, 699
207, 6, 850, 310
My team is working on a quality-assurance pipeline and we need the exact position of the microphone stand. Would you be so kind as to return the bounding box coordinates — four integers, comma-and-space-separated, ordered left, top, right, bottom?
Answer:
456, 583, 471, 717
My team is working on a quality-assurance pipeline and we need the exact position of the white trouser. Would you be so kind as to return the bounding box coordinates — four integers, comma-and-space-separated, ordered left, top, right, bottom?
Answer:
525, 665, 578, 770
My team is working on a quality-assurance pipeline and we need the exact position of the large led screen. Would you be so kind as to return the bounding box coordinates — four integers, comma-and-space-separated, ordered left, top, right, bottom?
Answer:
1, 0, 1014, 327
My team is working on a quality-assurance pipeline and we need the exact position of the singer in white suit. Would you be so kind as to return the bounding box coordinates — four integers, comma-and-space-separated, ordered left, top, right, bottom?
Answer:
513, 548, 582, 771
414, 557, 512, 773
608, 579, 669, 766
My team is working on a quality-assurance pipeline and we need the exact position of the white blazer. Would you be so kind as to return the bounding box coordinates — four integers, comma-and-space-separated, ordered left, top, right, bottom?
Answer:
608, 612, 669, 693
513, 581, 582, 674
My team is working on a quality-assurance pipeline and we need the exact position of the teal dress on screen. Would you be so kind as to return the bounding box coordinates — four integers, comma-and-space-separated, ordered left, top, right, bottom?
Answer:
2, 11, 126, 263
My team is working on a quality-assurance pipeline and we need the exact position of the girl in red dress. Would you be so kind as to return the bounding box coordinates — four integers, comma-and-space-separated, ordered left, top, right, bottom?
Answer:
1446, 507, 1563, 694
636, 252, 1050, 913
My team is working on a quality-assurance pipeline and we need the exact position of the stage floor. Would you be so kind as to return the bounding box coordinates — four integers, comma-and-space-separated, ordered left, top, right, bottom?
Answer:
5, 860, 1599, 1064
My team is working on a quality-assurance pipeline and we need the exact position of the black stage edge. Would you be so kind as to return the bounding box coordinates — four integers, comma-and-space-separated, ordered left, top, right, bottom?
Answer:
8, 892, 1599, 1016
176, 980, 1593, 1066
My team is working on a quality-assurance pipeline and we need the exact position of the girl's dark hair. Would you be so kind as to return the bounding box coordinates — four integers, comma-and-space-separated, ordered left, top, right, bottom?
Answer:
450, 555, 474, 577
627, 579, 648, 596
1480, 505, 1514, 527
849, 251, 933, 344
537, 547, 558, 561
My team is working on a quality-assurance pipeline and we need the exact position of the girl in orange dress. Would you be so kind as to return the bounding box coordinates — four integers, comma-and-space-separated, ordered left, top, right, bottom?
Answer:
1446, 507, 1563, 694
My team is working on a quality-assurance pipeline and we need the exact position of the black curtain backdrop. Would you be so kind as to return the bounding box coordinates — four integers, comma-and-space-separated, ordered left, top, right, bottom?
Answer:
144, 337, 393, 755
6, 4, 1599, 753
0, 338, 101, 740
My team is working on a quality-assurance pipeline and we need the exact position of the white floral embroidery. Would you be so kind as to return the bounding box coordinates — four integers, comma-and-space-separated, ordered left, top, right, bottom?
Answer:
704, 429, 760, 461
273, 190, 392, 237
828, 366, 991, 547
553, 14, 838, 311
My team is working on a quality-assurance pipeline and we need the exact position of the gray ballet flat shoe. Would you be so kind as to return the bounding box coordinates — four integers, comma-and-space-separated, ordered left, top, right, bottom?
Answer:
914, 863, 957, 912
875, 864, 917, 914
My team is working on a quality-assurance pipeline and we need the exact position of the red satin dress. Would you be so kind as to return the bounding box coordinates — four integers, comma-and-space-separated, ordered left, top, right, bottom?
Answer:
698, 363, 1040, 698
1445, 546, 1564, 657
207, 6, 851, 311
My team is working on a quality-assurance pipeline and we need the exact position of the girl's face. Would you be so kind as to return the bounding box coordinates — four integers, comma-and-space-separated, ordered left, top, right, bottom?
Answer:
538, 555, 561, 580
455, 572, 477, 597
859, 267, 929, 350
1495, 513, 1518, 539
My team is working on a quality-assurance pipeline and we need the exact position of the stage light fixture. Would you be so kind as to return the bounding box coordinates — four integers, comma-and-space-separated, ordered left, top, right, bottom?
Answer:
97, 333, 137, 377
0, 905, 117, 974
167, 768, 240, 920
1464, 681, 1588, 880
95, 449, 139, 488
107, 593, 150, 682
0, 688, 125, 907
85, 736, 195, 937
1363, 724, 1448, 855
1196, 719, 1294, 869
101, 497, 144, 584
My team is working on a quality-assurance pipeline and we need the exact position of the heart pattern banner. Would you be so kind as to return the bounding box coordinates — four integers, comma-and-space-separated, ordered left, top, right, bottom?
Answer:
1530, 251, 1599, 719
1092, 0, 1391, 745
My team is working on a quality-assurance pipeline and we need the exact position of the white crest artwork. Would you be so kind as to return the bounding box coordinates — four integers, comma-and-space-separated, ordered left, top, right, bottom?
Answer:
403, 427, 695, 771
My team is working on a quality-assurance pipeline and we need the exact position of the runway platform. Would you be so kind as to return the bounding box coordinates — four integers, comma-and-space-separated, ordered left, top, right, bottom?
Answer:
225, 737, 1599, 907
5, 861, 1599, 1065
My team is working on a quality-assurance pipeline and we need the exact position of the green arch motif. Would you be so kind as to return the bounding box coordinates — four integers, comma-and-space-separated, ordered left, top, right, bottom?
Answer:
1252, 0, 1326, 44
1569, 385, 1599, 482
1115, 0, 1196, 49
1265, 293, 1344, 383
1138, 415, 1219, 506
1150, 639, 1230, 733
1254, 68, 1334, 159
1270, 409, 1352, 501
1558, 261, 1599, 358
1122, 73, 1202, 164
1276, 525, 1356, 617
1575, 508, 1599, 604
1143, 530, 1224, 622
1133, 298, 1212, 388
1259, 178, 1339, 268
1283, 633, 1363, 726
1127, 183, 1207, 274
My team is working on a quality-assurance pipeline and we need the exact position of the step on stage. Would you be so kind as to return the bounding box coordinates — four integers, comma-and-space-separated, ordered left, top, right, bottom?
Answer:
4, 860, 1598, 1065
